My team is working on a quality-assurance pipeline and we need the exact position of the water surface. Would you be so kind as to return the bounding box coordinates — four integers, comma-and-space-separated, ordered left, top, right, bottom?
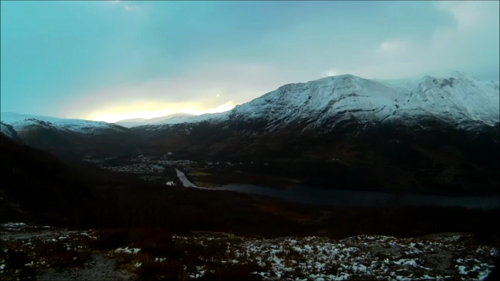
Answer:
219, 184, 500, 209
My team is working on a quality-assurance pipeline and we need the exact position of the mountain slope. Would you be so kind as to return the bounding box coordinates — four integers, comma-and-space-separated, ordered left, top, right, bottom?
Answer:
0, 134, 94, 223
1, 112, 142, 158
230, 74, 399, 131
132, 73, 499, 195
1, 112, 126, 133
392, 73, 499, 128
135, 72, 498, 133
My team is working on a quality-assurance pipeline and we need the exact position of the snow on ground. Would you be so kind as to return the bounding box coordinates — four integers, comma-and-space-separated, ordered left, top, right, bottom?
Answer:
1, 222, 52, 232
171, 234, 497, 281
115, 247, 141, 254
0, 223, 497, 281
164, 234, 498, 280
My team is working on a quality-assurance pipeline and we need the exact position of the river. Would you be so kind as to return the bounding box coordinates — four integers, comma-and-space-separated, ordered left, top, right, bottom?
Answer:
218, 184, 500, 209
174, 169, 499, 209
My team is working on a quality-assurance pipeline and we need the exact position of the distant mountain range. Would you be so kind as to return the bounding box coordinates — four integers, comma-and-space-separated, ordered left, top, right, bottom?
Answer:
115, 113, 195, 128
1, 72, 498, 195
5, 71, 497, 134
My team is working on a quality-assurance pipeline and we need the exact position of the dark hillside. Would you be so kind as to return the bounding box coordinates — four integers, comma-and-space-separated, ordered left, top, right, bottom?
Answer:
0, 134, 94, 225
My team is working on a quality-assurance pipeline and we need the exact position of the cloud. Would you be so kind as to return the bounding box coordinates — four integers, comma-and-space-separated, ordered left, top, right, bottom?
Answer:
85, 100, 236, 123
4, 1, 496, 119
377, 40, 415, 57
343, 1, 499, 79
70, 0, 499, 121
435, 1, 494, 31
276, 1, 499, 81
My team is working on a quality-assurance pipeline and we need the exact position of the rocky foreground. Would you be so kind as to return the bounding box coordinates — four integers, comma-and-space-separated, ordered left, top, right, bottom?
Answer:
0, 222, 497, 281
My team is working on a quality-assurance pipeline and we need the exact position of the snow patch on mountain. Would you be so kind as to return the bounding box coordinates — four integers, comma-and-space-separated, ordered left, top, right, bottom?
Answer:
224, 73, 498, 131
138, 111, 230, 130
393, 74, 499, 127
3, 72, 498, 136
178, 111, 230, 124
116, 113, 196, 128
230, 74, 399, 130
0, 122, 16, 138
375, 78, 421, 93
1, 112, 126, 134
135, 73, 498, 133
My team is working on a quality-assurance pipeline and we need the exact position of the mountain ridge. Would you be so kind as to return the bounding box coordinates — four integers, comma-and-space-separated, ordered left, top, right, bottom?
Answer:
2, 72, 497, 131
1, 73, 498, 196
125, 73, 498, 133
115, 113, 195, 128
0, 112, 141, 159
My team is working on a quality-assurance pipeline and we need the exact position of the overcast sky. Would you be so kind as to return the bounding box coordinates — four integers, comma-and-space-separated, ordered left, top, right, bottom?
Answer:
1, 1, 498, 122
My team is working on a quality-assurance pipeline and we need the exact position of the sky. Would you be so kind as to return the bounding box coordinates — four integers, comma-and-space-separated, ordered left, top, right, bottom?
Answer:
1, 1, 499, 123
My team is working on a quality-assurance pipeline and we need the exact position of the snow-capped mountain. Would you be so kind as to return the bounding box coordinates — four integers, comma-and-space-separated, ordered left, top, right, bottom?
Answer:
244, 72, 498, 130
229, 74, 400, 131
0, 112, 140, 158
116, 113, 196, 128
135, 72, 498, 133
2, 72, 497, 154
130, 72, 498, 195
0, 122, 17, 139
391, 73, 499, 128
1, 112, 127, 134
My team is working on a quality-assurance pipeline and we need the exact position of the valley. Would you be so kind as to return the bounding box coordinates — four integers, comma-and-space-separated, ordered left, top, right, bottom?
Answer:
1, 73, 499, 280
3, 73, 498, 197
79, 153, 500, 209
2, 1, 499, 279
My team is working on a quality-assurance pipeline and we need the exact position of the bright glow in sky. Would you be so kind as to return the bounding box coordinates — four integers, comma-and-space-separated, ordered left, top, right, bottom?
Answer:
87, 101, 235, 123
1, 1, 498, 122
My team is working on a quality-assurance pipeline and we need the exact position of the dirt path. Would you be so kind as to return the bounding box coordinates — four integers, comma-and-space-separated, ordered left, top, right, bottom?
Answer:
37, 254, 136, 281
1, 225, 136, 281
